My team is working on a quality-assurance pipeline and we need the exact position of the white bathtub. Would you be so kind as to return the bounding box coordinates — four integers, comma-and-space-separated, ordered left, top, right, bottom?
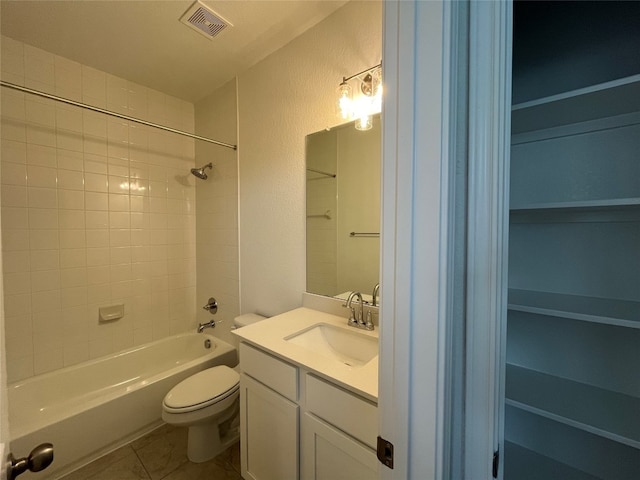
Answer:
8, 332, 237, 479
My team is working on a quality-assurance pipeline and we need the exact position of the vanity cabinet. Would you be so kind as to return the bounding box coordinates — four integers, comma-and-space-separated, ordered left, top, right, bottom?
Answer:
240, 343, 299, 480
301, 374, 378, 480
301, 414, 377, 480
238, 342, 379, 480
505, 75, 640, 479
240, 375, 299, 480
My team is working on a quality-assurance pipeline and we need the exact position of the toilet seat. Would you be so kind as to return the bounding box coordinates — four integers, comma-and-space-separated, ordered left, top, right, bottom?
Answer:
163, 366, 239, 414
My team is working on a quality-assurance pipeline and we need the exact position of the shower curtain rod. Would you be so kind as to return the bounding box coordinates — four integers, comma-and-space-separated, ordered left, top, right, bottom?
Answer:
0, 80, 238, 151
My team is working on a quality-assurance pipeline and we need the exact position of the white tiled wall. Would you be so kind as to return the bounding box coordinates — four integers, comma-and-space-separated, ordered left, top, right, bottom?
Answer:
1, 35, 197, 382
194, 80, 240, 348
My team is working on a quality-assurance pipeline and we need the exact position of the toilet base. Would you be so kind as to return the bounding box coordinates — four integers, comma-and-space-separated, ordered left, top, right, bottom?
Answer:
185, 403, 240, 463
187, 422, 239, 463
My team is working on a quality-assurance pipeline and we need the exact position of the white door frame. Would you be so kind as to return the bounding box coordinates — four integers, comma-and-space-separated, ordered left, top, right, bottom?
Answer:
379, 1, 512, 478
464, 1, 512, 478
379, 1, 461, 478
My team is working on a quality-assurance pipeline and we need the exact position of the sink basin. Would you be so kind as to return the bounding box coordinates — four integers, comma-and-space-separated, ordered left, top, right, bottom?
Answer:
285, 323, 378, 367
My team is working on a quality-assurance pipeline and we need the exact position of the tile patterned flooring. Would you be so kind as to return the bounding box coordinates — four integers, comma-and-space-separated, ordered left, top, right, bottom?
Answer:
58, 424, 242, 480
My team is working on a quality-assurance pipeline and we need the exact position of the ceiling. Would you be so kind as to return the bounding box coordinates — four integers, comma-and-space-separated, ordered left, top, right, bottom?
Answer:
0, 0, 348, 103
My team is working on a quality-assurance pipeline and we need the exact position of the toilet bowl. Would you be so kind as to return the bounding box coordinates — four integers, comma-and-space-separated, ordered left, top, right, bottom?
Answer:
162, 366, 240, 463
161, 313, 267, 463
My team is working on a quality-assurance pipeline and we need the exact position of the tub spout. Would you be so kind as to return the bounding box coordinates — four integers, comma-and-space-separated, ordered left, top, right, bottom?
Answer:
197, 320, 216, 333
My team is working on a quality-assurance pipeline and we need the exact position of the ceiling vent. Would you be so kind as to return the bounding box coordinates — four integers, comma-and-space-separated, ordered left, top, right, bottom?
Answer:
180, 1, 232, 40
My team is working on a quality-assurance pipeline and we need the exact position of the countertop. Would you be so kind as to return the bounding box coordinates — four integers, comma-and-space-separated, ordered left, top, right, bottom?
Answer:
232, 307, 378, 402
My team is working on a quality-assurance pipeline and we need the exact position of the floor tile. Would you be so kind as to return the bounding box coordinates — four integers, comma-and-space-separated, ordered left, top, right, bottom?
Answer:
159, 456, 243, 480
60, 447, 149, 480
57, 424, 241, 480
87, 452, 150, 480
130, 424, 176, 452
59, 446, 134, 480
133, 427, 189, 480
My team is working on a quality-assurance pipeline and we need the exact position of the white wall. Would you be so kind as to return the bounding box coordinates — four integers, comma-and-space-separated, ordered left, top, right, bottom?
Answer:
0, 36, 197, 382
238, 1, 382, 316
194, 79, 240, 346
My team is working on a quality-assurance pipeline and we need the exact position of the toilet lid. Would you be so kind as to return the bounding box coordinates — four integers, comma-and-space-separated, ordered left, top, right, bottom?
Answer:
163, 366, 239, 412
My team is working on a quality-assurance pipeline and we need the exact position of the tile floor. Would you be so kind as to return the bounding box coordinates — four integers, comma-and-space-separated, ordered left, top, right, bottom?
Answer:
58, 424, 242, 480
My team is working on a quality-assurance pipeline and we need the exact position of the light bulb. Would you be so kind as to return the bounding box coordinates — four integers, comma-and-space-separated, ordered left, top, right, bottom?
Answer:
336, 81, 352, 119
355, 114, 372, 131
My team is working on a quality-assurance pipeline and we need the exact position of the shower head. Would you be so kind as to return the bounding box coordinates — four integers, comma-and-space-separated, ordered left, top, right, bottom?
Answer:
191, 162, 213, 180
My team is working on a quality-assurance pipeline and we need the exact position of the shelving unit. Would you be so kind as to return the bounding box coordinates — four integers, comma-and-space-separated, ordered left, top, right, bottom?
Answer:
511, 74, 640, 134
505, 74, 640, 479
508, 289, 640, 329
504, 442, 601, 480
506, 364, 640, 447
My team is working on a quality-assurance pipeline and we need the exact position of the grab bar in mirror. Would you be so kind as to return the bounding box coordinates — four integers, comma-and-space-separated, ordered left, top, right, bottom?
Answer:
306, 168, 337, 178
307, 210, 332, 219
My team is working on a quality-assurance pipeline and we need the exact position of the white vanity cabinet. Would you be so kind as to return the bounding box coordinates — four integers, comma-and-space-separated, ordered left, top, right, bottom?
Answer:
301, 374, 378, 480
238, 342, 379, 480
240, 343, 299, 480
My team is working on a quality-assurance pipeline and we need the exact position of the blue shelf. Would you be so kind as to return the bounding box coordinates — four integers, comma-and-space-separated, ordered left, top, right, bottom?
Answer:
511, 75, 640, 134
508, 289, 640, 329
506, 364, 640, 449
504, 442, 600, 480
511, 197, 640, 213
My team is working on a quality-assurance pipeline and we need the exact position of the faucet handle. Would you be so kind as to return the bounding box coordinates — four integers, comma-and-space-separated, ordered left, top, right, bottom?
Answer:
202, 297, 218, 314
364, 310, 375, 331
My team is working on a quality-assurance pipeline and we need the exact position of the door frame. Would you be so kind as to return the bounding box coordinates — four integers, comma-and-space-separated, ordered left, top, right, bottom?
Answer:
379, 1, 465, 478
379, 1, 512, 478
464, 2, 512, 478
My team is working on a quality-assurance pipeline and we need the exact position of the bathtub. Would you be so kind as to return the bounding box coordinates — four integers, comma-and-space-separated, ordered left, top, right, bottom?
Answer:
8, 332, 237, 479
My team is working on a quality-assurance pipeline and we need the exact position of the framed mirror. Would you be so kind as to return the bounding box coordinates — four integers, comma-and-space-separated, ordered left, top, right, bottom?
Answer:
305, 114, 381, 303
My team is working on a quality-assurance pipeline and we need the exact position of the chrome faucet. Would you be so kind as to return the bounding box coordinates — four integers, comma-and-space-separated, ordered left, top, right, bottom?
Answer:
198, 296, 218, 333
197, 319, 216, 333
344, 291, 364, 328
372, 283, 380, 307
343, 291, 373, 330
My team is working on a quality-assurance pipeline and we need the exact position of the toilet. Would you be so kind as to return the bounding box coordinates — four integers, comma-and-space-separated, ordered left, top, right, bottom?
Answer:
161, 313, 266, 462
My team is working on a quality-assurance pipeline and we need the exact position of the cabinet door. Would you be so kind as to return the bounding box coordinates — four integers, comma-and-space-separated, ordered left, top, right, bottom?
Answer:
301, 412, 378, 480
241, 373, 299, 480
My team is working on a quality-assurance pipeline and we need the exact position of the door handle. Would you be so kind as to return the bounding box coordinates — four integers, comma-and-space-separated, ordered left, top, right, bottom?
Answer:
6, 443, 54, 480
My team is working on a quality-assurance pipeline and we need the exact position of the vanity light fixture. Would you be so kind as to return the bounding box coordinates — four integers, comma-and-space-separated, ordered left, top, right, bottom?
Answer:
336, 62, 382, 131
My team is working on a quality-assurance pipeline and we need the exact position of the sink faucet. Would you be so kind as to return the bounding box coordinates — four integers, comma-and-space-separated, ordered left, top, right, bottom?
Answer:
344, 292, 373, 330
344, 291, 364, 328
372, 283, 380, 307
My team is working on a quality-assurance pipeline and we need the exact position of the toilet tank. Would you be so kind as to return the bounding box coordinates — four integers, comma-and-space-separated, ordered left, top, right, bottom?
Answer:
232, 313, 267, 368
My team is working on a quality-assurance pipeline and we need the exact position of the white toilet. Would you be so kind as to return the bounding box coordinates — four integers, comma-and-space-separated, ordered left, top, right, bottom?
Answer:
161, 313, 266, 463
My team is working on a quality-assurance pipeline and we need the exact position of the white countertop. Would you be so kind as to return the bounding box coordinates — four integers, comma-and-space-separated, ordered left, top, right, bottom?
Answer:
232, 307, 378, 402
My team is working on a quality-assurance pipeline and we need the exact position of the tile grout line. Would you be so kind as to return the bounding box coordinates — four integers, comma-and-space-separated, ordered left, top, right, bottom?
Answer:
131, 446, 153, 480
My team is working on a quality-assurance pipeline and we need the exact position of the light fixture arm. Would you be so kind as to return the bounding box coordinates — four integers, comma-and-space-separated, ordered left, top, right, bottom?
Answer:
341, 62, 382, 83
337, 60, 382, 131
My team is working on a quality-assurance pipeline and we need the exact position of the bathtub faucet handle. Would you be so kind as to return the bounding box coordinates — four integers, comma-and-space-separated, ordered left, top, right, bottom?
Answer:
202, 297, 218, 314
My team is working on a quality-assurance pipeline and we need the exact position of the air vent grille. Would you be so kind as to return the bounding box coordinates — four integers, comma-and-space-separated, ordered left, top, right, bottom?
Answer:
180, 1, 231, 40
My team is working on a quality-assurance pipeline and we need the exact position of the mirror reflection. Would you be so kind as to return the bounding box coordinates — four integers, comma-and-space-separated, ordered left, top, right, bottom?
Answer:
306, 114, 381, 303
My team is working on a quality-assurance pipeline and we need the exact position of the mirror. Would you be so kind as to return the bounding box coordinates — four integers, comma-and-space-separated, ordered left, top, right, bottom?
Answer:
306, 114, 381, 303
